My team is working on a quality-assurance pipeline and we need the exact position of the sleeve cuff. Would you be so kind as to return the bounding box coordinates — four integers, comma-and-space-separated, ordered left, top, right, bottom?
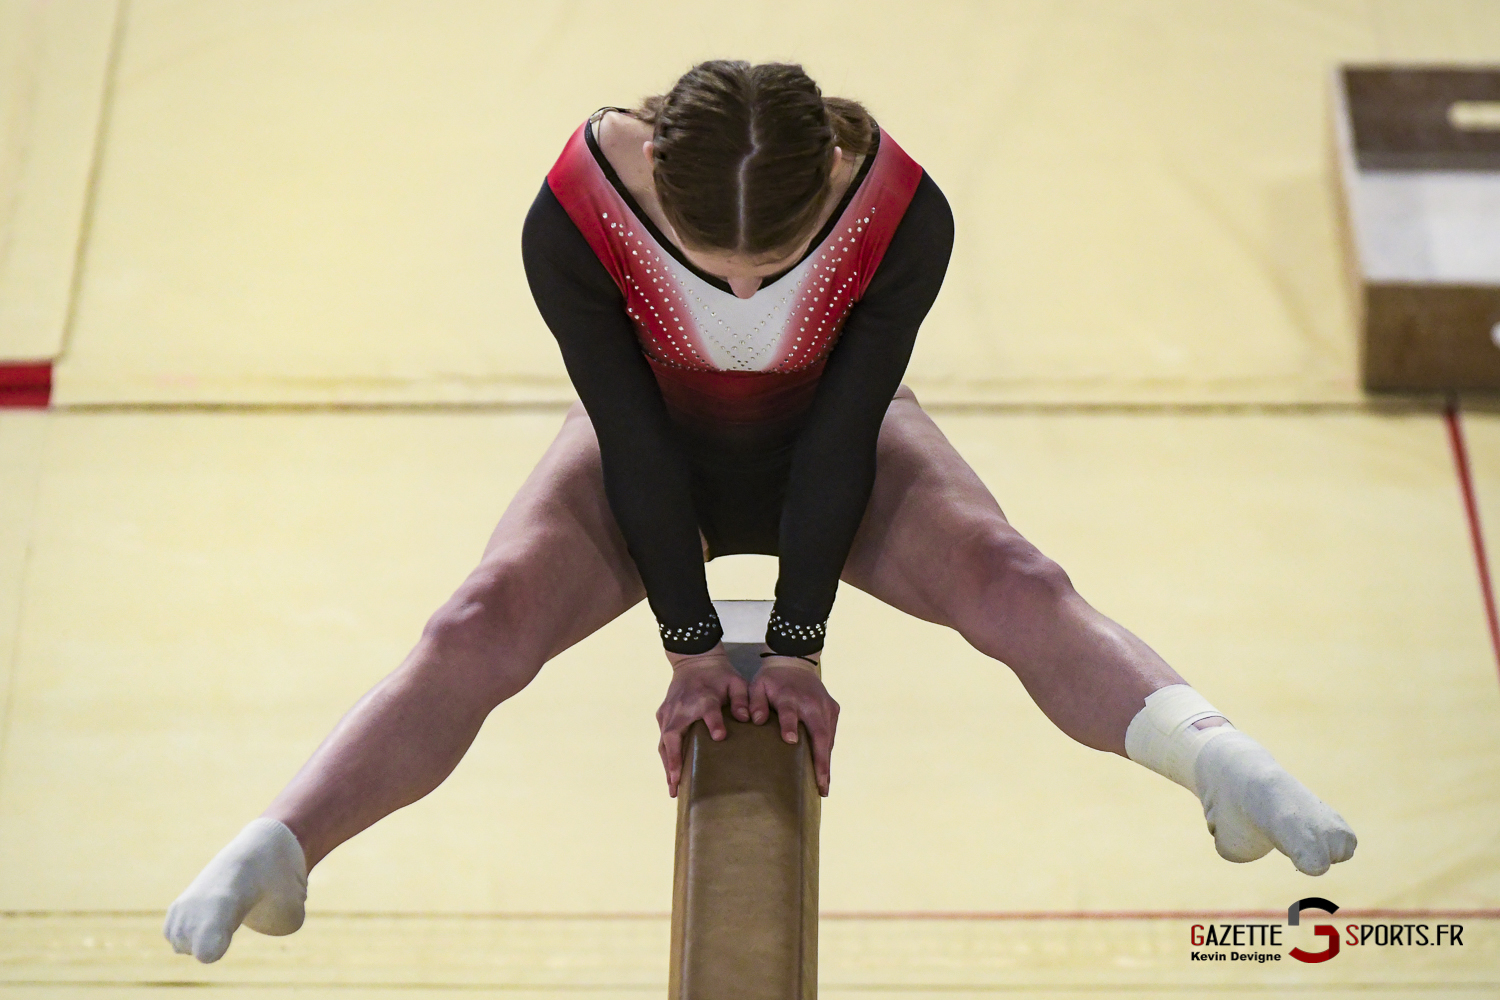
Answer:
765, 608, 827, 656
658, 608, 724, 654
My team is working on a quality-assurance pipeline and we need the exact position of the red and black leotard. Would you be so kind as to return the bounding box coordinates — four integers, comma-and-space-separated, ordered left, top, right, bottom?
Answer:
522, 111, 953, 655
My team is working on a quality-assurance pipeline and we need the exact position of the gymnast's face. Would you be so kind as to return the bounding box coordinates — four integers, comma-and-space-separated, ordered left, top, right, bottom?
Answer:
645, 140, 843, 300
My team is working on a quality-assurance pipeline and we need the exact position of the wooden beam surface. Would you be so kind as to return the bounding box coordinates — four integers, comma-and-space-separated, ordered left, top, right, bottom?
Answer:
669, 601, 821, 999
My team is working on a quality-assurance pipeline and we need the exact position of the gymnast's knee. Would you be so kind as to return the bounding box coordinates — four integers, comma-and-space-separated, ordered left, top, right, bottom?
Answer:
414, 552, 549, 706
957, 526, 1076, 629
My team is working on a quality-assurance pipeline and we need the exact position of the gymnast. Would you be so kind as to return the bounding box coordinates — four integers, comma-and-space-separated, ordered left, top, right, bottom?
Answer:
166, 60, 1356, 962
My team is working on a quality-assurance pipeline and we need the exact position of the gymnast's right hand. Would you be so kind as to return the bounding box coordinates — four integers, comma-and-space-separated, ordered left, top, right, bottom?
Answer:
657, 646, 751, 797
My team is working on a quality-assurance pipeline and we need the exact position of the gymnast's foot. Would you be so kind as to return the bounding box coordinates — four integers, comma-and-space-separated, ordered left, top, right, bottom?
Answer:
1125, 685, 1356, 876
164, 817, 308, 962
1193, 731, 1356, 875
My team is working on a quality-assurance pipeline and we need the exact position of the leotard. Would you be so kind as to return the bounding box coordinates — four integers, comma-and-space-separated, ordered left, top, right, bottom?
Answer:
522, 110, 953, 655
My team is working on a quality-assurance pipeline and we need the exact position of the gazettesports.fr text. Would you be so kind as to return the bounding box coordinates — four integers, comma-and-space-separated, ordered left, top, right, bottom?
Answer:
1191, 923, 1465, 947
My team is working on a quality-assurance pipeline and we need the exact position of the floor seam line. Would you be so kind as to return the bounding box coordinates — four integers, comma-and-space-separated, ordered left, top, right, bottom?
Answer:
54, 0, 130, 368
0, 418, 48, 812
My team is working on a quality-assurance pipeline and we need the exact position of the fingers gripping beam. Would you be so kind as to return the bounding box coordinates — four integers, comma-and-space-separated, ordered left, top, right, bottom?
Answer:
669, 600, 821, 1000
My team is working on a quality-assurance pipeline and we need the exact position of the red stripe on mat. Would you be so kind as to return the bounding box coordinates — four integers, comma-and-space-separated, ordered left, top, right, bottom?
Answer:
1446, 404, 1500, 679
820, 909, 1500, 920
0, 362, 52, 408
53, 909, 1476, 920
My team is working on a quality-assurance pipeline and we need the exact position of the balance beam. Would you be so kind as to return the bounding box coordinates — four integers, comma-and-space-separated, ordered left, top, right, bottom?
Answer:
668, 599, 821, 1000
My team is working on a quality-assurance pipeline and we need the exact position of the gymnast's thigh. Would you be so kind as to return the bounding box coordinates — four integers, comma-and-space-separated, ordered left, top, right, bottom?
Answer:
472, 402, 646, 662
840, 386, 1018, 629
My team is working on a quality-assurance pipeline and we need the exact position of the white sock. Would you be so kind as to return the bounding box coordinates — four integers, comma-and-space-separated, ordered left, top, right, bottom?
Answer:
1124, 685, 1357, 876
164, 817, 308, 963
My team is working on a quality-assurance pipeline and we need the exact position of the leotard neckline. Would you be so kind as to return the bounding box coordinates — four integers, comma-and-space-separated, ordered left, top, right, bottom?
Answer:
582, 107, 880, 296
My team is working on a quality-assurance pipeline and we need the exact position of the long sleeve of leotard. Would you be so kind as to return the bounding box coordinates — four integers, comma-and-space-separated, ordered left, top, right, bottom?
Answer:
766, 172, 954, 654
521, 182, 722, 652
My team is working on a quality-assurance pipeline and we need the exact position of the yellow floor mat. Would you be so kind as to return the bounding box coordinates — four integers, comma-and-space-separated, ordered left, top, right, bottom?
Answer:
8, 3, 1500, 993
0, 0, 118, 362
49, 0, 1500, 406
0, 409, 1494, 995
0, 411, 47, 758
3, 914, 1497, 994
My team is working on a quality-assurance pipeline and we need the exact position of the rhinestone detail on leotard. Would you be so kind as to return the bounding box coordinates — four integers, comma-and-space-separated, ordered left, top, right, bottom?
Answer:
594, 205, 878, 376
658, 608, 724, 654
766, 609, 828, 656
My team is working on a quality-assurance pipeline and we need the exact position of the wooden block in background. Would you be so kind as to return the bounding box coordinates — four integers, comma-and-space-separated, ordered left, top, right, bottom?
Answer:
1331, 65, 1500, 391
1364, 283, 1500, 389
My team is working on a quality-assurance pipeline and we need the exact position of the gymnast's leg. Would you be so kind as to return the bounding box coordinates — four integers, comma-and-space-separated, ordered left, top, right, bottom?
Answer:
840, 387, 1355, 875
165, 403, 645, 961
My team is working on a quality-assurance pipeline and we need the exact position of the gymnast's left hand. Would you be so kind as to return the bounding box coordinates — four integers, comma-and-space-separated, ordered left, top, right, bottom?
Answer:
752, 656, 839, 797
657, 646, 751, 797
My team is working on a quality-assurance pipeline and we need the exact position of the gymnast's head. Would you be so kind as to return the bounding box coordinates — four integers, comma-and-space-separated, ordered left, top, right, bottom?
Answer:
636, 60, 874, 296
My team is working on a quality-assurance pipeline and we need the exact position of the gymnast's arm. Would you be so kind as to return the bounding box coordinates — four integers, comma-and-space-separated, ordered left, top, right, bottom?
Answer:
520, 181, 720, 651
523, 181, 780, 796
522, 181, 846, 795
768, 171, 955, 654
